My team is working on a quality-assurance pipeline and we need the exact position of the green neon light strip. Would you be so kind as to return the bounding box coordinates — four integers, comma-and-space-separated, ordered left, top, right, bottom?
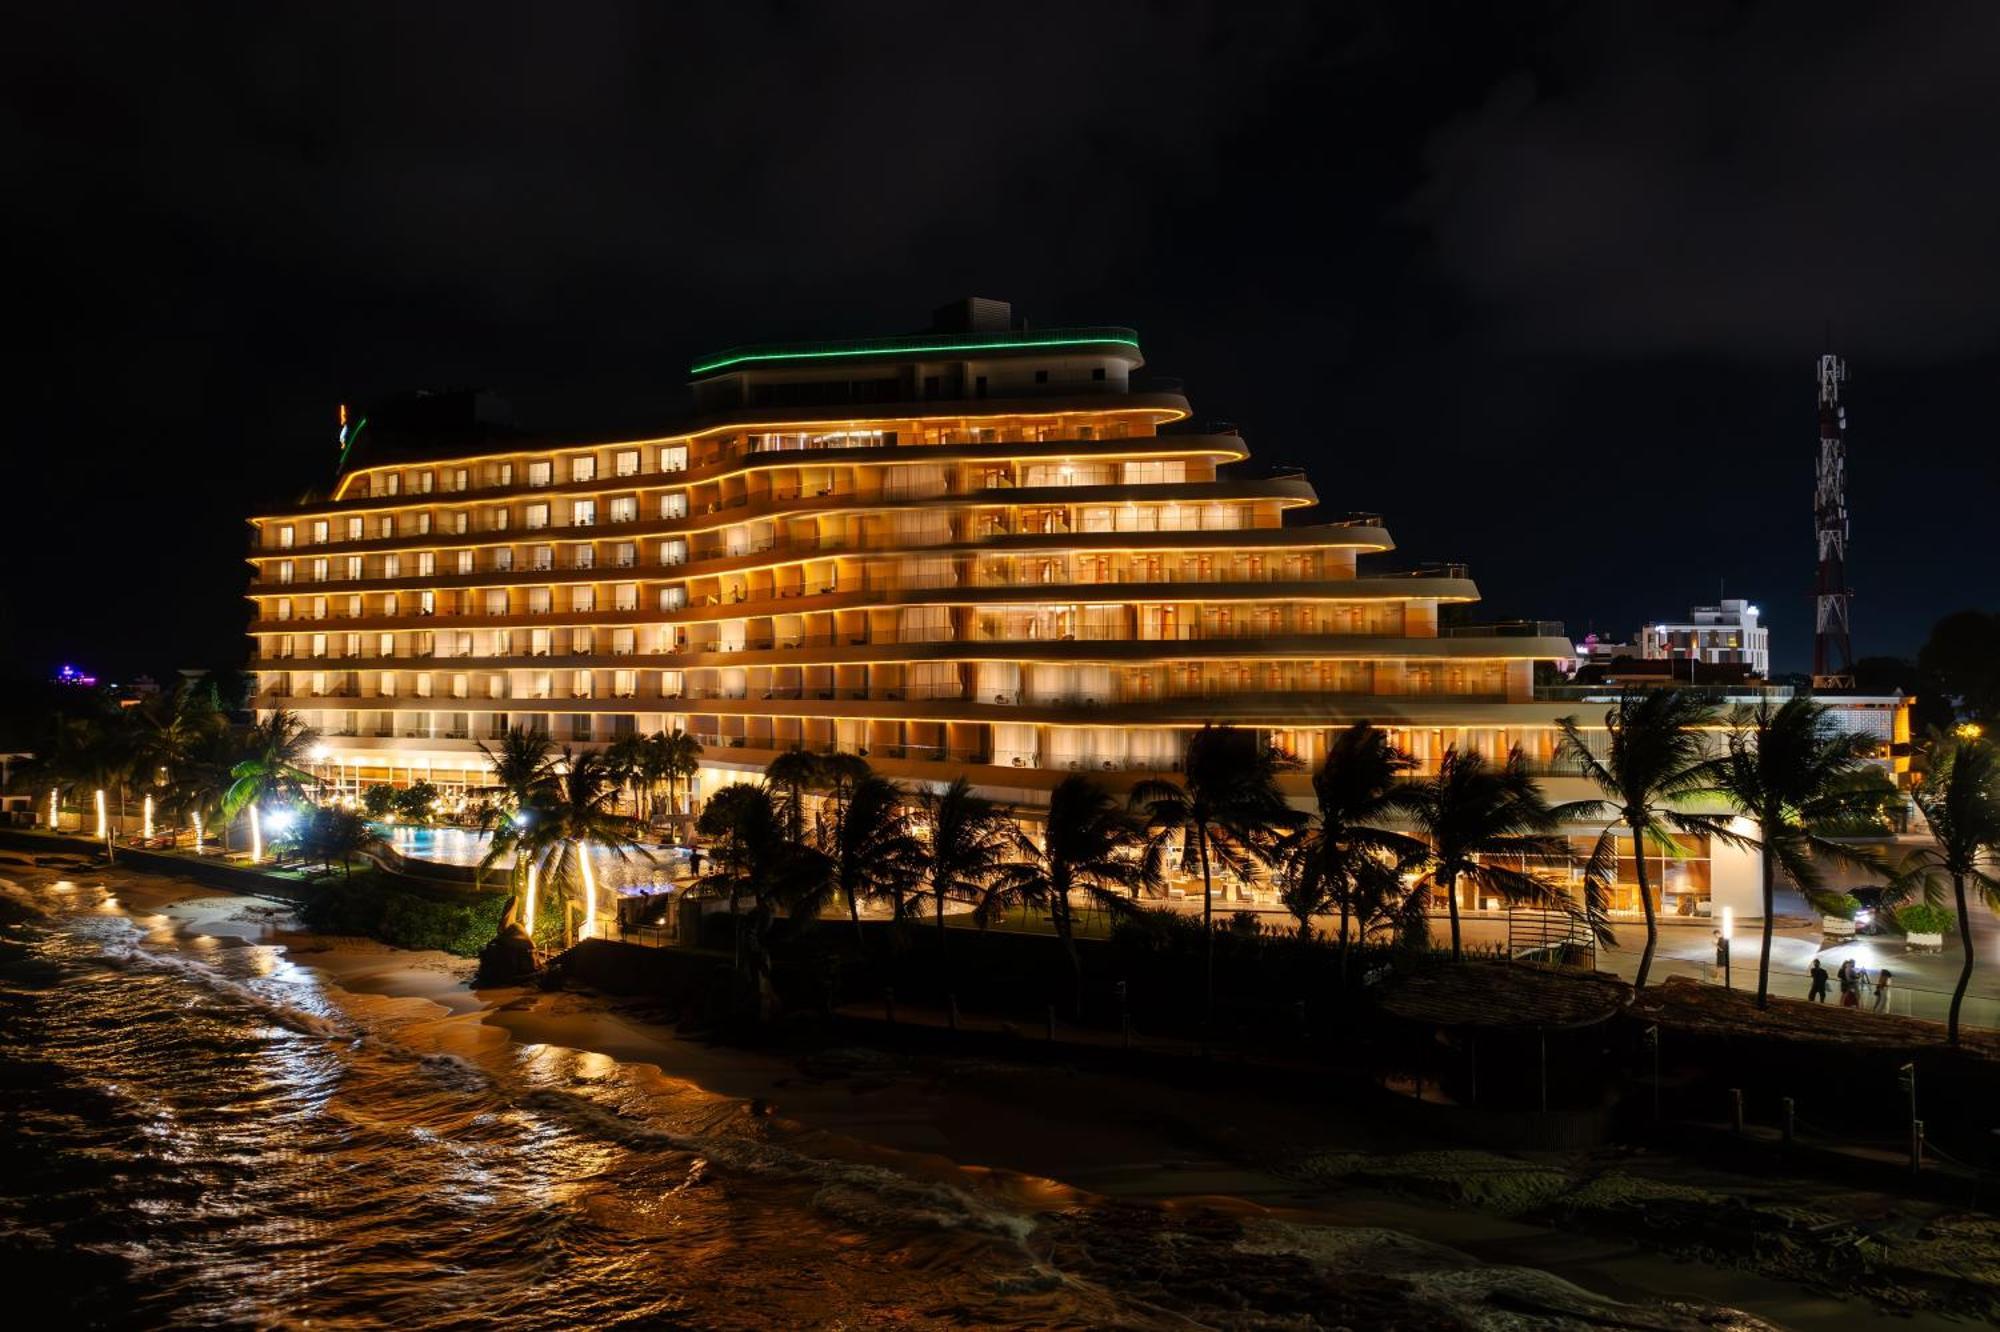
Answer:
690, 329, 1141, 376
336, 417, 368, 472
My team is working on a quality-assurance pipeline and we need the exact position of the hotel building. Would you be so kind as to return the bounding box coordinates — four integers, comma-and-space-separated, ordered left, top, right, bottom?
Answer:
244, 300, 1902, 921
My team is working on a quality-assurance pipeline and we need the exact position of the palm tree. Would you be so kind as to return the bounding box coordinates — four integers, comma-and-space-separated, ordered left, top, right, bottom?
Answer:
695, 782, 800, 979
1710, 697, 1895, 1008
475, 727, 557, 893
603, 731, 652, 820
1130, 724, 1296, 1023
911, 777, 1024, 953
656, 728, 703, 819
133, 681, 226, 834
1887, 733, 2000, 1043
1555, 690, 1741, 989
507, 750, 650, 948
288, 806, 385, 878
984, 774, 1159, 1017
1400, 746, 1571, 961
223, 709, 321, 824
805, 772, 922, 945
765, 747, 822, 847
1278, 723, 1428, 978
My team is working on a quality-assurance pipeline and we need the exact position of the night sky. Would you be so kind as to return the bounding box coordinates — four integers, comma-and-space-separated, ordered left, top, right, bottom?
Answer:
9, 2, 1998, 686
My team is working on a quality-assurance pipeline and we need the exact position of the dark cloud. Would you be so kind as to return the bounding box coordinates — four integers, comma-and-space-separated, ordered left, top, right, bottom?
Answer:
1411, 2, 2000, 360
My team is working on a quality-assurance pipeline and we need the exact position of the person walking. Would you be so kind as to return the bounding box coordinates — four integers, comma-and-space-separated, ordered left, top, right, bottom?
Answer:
1837, 958, 1861, 1008
1873, 969, 1893, 1013
1808, 957, 1830, 1003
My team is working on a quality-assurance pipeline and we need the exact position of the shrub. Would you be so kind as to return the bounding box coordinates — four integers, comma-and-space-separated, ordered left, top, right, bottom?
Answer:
1817, 892, 1861, 920
1895, 902, 1956, 936
361, 784, 398, 819
394, 780, 440, 822
300, 870, 508, 956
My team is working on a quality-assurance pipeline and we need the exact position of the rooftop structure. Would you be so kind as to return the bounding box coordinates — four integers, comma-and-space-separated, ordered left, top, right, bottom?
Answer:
1639, 599, 1770, 679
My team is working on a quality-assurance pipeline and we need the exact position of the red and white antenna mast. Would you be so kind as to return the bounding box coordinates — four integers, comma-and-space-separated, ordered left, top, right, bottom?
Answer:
1812, 353, 1855, 689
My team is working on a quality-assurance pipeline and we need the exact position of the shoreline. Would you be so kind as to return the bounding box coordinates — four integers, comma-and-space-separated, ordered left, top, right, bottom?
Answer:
7, 857, 1985, 1329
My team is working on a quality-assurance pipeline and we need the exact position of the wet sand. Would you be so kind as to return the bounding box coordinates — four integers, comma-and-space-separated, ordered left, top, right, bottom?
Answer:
18, 866, 1980, 1331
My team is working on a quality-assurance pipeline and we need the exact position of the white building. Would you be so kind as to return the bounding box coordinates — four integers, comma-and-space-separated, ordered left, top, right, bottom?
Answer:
1640, 599, 1769, 679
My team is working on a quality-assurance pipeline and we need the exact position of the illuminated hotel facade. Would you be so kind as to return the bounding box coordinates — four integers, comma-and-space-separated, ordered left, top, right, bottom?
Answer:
244, 301, 1903, 920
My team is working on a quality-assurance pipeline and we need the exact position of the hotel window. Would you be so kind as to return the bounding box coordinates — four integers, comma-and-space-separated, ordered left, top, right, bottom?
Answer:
574, 628, 595, 654
417, 552, 436, 576
660, 445, 688, 472
609, 496, 637, 523
614, 583, 638, 611
277, 524, 294, 549
660, 493, 688, 520
528, 588, 552, 613
345, 556, 362, 580
415, 513, 432, 535
484, 589, 508, 615
451, 511, 468, 535
384, 593, 399, 616
384, 553, 401, 578
455, 550, 473, 575
379, 517, 394, 539
379, 672, 397, 697
311, 597, 328, 620
384, 473, 401, 496
572, 586, 596, 612
492, 508, 510, 531
450, 468, 469, 492
611, 628, 636, 656
415, 471, 435, 494
418, 590, 436, 616
277, 560, 294, 584
572, 498, 597, 527
378, 633, 394, 657
612, 542, 636, 567
276, 598, 293, 621
346, 516, 364, 540
573, 545, 595, 569
614, 670, 636, 698
311, 519, 330, 544
614, 449, 640, 477
494, 547, 514, 572
570, 456, 597, 483
311, 558, 329, 582
528, 460, 553, 487
659, 587, 686, 611
496, 462, 514, 486
346, 594, 362, 618
659, 539, 686, 565
526, 502, 550, 530
531, 545, 553, 570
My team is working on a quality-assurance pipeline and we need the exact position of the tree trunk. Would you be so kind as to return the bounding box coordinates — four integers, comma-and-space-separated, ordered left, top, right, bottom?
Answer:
1198, 831, 1215, 1027
1337, 892, 1352, 983
1755, 835, 1775, 1009
1054, 887, 1082, 1019
1631, 820, 1657, 990
1445, 869, 1462, 961
847, 872, 865, 948
1950, 870, 1973, 1045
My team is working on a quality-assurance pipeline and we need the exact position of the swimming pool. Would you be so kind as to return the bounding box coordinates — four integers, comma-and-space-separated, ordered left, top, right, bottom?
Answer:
380, 824, 693, 893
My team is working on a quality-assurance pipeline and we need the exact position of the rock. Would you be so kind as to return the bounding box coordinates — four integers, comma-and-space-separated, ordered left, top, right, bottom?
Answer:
474, 922, 537, 985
